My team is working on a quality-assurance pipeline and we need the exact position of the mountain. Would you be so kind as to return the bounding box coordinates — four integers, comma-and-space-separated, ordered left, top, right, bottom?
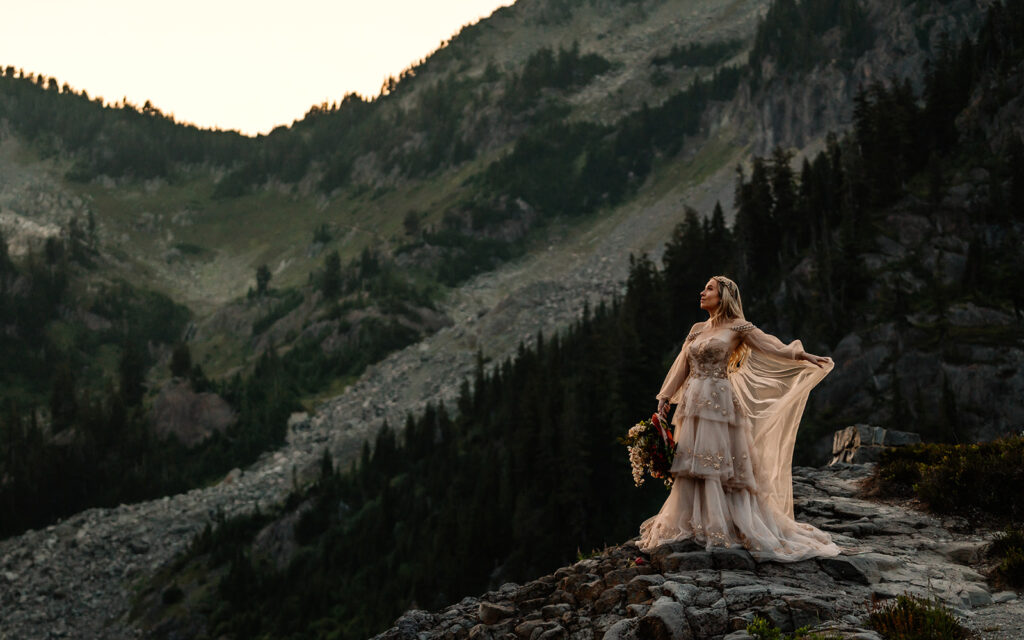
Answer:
1, 0, 1021, 637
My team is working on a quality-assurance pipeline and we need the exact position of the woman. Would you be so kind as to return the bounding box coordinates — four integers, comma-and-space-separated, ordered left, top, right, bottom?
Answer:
637, 276, 841, 562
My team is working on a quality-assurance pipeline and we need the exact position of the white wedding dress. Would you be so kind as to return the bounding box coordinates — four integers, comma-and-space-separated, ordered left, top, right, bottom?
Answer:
637, 321, 841, 562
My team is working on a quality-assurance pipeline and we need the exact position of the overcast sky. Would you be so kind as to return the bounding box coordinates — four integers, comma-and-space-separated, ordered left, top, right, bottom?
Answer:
0, 0, 514, 136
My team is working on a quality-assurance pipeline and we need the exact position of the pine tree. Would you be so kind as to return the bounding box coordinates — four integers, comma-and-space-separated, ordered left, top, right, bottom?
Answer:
322, 250, 342, 299
255, 264, 271, 296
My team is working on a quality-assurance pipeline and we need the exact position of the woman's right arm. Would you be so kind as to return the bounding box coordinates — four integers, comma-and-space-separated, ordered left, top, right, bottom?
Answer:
655, 324, 699, 416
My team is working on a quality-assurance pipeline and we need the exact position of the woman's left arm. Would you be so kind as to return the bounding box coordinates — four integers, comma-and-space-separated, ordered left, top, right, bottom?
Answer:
732, 322, 831, 367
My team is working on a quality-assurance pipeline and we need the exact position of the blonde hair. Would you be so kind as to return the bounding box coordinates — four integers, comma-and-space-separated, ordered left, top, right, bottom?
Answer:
709, 275, 744, 327
708, 275, 750, 372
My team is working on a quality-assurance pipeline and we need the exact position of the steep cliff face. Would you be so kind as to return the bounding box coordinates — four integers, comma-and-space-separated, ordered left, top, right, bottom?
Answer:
817, 210, 1024, 445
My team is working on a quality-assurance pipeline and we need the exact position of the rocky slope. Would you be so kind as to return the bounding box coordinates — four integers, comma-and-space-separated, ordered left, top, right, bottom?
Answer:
373, 463, 1021, 640
0, 0, 1015, 638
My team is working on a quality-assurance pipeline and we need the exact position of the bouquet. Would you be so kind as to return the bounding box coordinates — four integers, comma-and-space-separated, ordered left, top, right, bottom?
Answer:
621, 413, 676, 488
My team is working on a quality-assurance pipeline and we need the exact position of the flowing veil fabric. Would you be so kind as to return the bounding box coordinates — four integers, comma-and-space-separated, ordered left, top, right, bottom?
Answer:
729, 346, 833, 518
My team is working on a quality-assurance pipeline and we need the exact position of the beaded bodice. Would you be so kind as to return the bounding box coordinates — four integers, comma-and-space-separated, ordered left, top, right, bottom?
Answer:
682, 322, 754, 380
688, 338, 730, 379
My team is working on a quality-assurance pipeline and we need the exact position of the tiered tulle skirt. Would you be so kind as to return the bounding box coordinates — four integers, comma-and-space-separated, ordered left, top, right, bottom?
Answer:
638, 377, 840, 563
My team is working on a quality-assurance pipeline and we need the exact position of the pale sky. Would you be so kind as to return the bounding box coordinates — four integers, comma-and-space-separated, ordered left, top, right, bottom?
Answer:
0, 1, 514, 136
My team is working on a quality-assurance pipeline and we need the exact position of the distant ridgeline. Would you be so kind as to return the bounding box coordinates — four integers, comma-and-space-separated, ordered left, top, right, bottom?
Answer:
137, 5, 1024, 638
0, 0, 874, 287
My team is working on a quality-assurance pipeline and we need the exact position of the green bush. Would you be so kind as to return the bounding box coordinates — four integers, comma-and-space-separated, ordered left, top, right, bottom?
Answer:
251, 288, 305, 335
872, 435, 1024, 522
746, 616, 840, 639
988, 526, 1024, 588
867, 594, 969, 640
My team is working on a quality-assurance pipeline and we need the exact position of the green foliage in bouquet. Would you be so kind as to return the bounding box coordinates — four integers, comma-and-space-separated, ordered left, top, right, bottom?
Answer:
620, 413, 676, 488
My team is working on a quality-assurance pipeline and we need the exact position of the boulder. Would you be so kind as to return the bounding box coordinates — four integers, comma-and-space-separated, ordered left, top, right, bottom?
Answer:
478, 602, 514, 625
660, 552, 713, 572
819, 556, 881, 585
638, 598, 692, 640
829, 425, 921, 465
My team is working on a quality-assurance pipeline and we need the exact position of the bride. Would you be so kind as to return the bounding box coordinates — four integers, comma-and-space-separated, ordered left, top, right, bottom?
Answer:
638, 275, 841, 562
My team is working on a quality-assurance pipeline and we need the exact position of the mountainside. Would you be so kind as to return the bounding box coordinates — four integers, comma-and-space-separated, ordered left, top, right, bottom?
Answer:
1, 0, 1022, 638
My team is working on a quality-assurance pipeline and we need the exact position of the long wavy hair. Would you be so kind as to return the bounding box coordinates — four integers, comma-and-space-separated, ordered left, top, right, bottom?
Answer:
709, 275, 744, 326
709, 275, 750, 372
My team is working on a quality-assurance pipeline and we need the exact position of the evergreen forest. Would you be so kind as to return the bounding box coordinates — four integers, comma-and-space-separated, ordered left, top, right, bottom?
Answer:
141, 6, 1024, 634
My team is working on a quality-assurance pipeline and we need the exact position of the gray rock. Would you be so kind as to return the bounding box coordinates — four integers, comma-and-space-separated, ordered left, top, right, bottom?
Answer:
478, 601, 514, 625
993, 591, 1018, 603
751, 605, 791, 632
935, 541, 987, 565
601, 618, 638, 640
594, 586, 626, 614
720, 571, 759, 588
783, 595, 835, 629
694, 588, 725, 607
960, 584, 992, 607
829, 425, 921, 465
514, 619, 549, 638
710, 548, 756, 571
516, 580, 555, 602
660, 552, 713, 572
723, 585, 772, 610
603, 568, 639, 587
625, 603, 650, 617
542, 604, 572, 619
660, 581, 699, 606
537, 624, 566, 639
576, 578, 606, 602
638, 598, 692, 640
625, 574, 665, 604
684, 603, 728, 638
819, 556, 881, 585
468, 623, 491, 639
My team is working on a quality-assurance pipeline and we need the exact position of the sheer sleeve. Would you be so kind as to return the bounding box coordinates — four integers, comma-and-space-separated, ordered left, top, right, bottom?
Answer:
655, 344, 689, 402
729, 321, 833, 517
732, 322, 804, 361
655, 326, 699, 402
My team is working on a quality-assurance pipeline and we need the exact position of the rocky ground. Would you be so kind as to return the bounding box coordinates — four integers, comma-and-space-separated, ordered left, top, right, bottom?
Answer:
373, 463, 1021, 640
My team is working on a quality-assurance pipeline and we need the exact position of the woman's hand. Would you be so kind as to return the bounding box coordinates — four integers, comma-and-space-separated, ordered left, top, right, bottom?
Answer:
657, 399, 669, 421
801, 351, 832, 368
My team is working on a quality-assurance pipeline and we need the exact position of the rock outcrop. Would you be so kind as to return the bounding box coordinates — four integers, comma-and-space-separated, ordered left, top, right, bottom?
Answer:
829, 425, 921, 465
373, 464, 1020, 640
151, 380, 235, 447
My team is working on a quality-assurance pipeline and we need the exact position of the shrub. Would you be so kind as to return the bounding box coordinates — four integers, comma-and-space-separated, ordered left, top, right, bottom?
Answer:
867, 594, 969, 640
746, 616, 840, 639
872, 435, 1024, 523
251, 288, 304, 336
988, 526, 1024, 588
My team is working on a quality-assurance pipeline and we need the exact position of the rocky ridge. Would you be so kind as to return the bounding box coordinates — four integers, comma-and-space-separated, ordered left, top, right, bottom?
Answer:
373, 463, 1022, 640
